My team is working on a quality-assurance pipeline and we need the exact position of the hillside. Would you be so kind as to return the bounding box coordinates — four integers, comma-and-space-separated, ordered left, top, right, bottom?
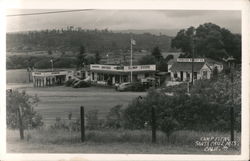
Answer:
6, 29, 172, 54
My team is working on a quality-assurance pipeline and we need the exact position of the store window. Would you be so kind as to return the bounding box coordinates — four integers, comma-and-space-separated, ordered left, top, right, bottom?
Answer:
174, 72, 178, 78
203, 71, 208, 79
186, 73, 190, 81
194, 72, 198, 80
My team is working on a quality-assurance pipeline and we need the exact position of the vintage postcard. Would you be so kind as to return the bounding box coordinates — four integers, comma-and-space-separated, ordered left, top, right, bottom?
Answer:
0, 0, 249, 161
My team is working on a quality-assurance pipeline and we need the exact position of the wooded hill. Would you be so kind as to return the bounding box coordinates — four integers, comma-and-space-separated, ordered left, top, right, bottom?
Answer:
6, 29, 172, 53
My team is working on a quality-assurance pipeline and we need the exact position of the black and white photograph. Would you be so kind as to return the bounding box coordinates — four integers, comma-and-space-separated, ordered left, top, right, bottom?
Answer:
1, 0, 250, 160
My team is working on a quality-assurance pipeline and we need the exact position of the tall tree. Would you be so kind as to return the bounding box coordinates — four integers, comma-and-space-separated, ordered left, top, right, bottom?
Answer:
172, 23, 241, 62
138, 55, 156, 65
77, 45, 86, 69
165, 54, 174, 62
95, 51, 101, 64
151, 46, 163, 62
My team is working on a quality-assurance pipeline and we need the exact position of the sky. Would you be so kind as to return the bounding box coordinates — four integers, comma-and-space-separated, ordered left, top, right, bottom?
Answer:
6, 9, 241, 36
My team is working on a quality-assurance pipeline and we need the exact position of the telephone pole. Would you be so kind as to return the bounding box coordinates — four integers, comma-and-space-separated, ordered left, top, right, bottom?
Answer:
191, 30, 196, 85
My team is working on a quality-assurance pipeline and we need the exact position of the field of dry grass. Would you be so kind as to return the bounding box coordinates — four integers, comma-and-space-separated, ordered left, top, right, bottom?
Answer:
6, 129, 241, 154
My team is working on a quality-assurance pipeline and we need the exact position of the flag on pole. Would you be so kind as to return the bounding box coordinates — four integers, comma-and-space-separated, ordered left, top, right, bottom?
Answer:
131, 39, 136, 45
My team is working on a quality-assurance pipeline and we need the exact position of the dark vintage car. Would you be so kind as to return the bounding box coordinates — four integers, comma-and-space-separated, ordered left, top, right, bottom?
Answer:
116, 82, 146, 92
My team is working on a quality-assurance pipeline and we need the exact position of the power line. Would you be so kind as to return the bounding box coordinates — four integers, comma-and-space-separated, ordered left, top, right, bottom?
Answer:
6, 9, 94, 17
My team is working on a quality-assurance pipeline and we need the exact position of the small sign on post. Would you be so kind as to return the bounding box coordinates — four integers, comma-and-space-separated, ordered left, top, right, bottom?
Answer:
80, 106, 85, 142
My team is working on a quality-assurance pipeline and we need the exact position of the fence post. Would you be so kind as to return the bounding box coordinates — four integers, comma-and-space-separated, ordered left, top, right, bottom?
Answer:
230, 71, 234, 142
80, 106, 85, 142
18, 106, 24, 140
230, 106, 234, 141
151, 106, 156, 143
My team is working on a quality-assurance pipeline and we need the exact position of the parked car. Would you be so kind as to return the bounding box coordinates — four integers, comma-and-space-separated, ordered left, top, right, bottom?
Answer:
117, 82, 132, 91
73, 80, 91, 88
117, 82, 145, 92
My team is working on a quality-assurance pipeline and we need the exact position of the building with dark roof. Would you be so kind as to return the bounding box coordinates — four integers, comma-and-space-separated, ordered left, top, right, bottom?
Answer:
169, 58, 212, 82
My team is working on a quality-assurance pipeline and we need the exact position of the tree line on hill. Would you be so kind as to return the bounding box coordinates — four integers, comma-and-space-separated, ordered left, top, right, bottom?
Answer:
6, 23, 241, 70
6, 28, 172, 53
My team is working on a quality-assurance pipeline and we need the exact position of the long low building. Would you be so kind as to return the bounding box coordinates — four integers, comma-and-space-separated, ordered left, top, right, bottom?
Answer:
32, 70, 74, 87
89, 64, 156, 85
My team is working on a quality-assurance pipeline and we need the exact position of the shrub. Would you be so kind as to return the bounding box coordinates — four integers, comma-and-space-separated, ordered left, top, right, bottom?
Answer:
123, 74, 241, 134
105, 105, 123, 128
159, 117, 179, 140
86, 109, 99, 130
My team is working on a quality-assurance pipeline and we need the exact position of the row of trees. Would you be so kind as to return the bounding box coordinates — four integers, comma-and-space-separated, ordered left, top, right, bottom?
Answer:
6, 28, 171, 53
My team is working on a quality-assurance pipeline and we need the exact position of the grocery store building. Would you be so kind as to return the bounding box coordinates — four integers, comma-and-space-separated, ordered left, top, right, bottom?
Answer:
89, 64, 156, 85
32, 70, 74, 87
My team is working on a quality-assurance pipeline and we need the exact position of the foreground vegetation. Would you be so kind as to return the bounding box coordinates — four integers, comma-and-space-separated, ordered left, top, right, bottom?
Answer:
7, 129, 240, 154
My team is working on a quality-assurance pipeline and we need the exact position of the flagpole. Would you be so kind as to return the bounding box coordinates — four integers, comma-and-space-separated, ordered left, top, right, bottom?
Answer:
51, 60, 54, 72
130, 39, 133, 83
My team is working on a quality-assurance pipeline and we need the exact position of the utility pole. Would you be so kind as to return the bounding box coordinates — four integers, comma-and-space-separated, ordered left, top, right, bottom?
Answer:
130, 39, 133, 83
191, 30, 195, 86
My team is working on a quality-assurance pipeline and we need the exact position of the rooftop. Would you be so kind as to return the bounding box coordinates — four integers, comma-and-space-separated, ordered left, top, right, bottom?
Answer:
169, 62, 210, 72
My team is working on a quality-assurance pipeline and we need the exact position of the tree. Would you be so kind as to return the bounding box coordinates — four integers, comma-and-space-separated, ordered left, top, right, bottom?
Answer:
6, 90, 43, 139
95, 51, 101, 64
151, 46, 163, 62
172, 23, 241, 62
76, 45, 86, 69
165, 54, 174, 62
171, 27, 195, 56
84, 55, 96, 65
138, 55, 156, 65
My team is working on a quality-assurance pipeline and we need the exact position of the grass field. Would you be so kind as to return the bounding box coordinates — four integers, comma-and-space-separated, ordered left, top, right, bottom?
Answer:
7, 84, 146, 125
7, 129, 241, 154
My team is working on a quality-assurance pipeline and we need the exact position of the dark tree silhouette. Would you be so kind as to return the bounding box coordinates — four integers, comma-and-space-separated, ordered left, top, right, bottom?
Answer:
77, 45, 86, 69
172, 23, 241, 62
151, 46, 163, 62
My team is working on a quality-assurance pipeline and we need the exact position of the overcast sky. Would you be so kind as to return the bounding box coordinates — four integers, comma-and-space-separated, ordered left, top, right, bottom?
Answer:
6, 9, 241, 36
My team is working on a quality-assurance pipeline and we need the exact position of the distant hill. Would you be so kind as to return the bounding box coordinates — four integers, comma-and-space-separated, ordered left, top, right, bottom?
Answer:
6, 29, 172, 54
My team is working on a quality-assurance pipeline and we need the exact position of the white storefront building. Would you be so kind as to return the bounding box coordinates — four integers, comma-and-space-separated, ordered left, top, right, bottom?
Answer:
169, 58, 212, 82
89, 64, 156, 85
32, 70, 74, 87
